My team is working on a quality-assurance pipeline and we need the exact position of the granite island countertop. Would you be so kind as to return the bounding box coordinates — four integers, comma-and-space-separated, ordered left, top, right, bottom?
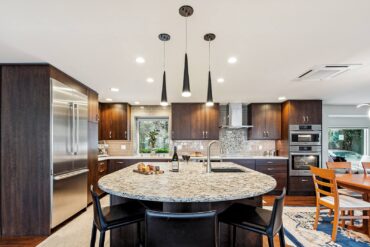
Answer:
98, 162, 276, 203
98, 155, 288, 161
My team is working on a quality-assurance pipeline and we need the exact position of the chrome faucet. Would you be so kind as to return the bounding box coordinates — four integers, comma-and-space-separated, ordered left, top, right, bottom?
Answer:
207, 140, 222, 173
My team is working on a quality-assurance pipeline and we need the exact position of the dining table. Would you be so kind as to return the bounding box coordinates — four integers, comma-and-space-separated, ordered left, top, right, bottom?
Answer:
336, 174, 370, 236
98, 161, 277, 247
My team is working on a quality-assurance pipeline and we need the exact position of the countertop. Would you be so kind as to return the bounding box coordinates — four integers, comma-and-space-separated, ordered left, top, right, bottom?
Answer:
98, 162, 276, 202
98, 155, 288, 161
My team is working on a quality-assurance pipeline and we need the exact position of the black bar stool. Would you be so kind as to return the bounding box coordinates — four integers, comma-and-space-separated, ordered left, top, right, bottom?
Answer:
90, 186, 146, 247
145, 210, 218, 247
218, 188, 286, 247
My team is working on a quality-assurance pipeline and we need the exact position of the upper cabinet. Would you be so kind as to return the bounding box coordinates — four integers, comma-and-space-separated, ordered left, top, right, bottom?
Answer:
171, 103, 220, 140
286, 100, 322, 125
88, 89, 99, 123
248, 103, 281, 140
99, 103, 131, 140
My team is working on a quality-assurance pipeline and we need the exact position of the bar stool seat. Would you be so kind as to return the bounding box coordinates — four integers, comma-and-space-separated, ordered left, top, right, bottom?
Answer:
90, 186, 146, 247
219, 203, 272, 233
101, 201, 145, 227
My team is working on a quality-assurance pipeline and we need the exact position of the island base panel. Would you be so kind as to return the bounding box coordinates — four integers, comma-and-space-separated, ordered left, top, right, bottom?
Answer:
110, 195, 262, 247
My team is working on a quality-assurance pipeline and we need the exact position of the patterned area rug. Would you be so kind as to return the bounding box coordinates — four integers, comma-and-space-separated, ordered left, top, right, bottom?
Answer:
282, 207, 370, 247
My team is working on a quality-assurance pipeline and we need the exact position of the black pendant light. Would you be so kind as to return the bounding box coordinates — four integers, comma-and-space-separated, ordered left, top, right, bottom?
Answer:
159, 33, 170, 106
204, 33, 216, 106
179, 5, 193, 97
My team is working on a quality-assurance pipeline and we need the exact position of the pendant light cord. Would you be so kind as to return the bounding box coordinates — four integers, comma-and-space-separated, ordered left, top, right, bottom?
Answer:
208, 40, 211, 71
163, 41, 166, 71
185, 17, 188, 53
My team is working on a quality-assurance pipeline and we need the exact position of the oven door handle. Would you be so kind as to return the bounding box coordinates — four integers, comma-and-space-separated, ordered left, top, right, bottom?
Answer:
290, 152, 321, 156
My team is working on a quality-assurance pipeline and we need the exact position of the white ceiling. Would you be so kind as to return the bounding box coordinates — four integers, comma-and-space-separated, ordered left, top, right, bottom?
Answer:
1, 0, 370, 105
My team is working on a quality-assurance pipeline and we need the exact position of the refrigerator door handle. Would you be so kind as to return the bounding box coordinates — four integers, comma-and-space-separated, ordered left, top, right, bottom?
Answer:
75, 103, 79, 155
53, 169, 89, 181
72, 102, 76, 155
68, 103, 74, 154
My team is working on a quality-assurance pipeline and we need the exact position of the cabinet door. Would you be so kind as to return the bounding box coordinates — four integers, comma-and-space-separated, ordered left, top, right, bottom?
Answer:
304, 100, 322, 124
110, 104, 128, 140
265, 104, 281, 139
171, 103, 192, 140
191, 103, 206, 139
204, 103, 220, 140
88, 90, 99, 123
248, 104, 266, 139
100, 103, 112, 140
289, 100, 322, 124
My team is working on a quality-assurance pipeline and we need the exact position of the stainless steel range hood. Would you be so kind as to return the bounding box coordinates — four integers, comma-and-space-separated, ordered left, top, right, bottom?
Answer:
220, 103, 253, 129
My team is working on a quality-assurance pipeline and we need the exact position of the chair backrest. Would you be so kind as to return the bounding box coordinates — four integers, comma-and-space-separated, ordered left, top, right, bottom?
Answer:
145, 210, 217, 247
90, 185, 106, 230
362, 162, 370, 176
267, 187, 286, 235
310, 166, 339, 208
326, 162, 352, 174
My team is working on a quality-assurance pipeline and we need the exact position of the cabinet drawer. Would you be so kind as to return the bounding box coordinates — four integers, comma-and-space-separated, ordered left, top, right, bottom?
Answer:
256, 164, 287, 174
289, 176, 315, 192
224, 159, 256, 170
256, 159, 287, 166
269, 173, 287, 192
97, 161, 108, 175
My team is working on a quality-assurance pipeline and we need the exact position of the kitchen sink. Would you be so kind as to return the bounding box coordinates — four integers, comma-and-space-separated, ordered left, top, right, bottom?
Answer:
211, 168, 245, 173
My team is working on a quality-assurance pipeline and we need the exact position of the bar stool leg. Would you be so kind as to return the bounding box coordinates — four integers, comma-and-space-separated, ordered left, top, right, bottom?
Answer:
279, 226, 286, 247
267, 235, 274, 247
99, 231, 106, 247
90, 224, 97, 247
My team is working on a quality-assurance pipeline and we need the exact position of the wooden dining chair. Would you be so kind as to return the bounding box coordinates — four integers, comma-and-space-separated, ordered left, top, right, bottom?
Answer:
362, 162, 370, 176
310, 166, 370, 241
326, 162, 362, 198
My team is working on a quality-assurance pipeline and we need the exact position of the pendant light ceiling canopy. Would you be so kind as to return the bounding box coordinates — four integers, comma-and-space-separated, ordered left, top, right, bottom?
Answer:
204, 33, 216, 107
179, 5, 193, 97
159, 33, 170, 106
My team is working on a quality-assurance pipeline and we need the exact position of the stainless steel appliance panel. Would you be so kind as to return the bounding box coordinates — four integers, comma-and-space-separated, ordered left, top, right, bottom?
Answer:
290, 131, 321, 146
289, 146, 321, 176
51, 79, 88, 228
289, 124, 322, 131
51, 169, 88, 228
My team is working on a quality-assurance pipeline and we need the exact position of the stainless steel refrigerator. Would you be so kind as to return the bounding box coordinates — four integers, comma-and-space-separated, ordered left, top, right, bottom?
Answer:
51, 79, 88, 228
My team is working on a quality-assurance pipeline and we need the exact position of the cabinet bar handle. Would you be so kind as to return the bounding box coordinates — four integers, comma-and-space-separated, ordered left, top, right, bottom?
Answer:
301, 179, 308, 182
267, 168, 274, 171
116, 162, 124, 164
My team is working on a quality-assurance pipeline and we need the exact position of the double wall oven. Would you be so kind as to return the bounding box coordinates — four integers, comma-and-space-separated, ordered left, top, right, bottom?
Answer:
289, 125, 322, 176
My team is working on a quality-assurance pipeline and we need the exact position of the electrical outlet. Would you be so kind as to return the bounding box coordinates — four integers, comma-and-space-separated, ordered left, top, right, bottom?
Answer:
121, 145, 126, 150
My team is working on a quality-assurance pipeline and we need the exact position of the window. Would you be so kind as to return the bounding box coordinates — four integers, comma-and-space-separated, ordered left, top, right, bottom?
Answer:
137, 118, 169, 154
328, 128, 368, 169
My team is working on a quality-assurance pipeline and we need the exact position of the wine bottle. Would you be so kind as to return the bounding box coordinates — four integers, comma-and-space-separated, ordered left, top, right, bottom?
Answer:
172, 146, 179, 172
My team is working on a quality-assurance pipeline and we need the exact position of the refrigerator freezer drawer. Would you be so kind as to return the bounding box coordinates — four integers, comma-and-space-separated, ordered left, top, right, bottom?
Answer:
51, 170, 88, 228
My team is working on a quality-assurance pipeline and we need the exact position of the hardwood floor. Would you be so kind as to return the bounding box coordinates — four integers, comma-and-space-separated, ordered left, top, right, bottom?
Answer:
0, 195, 316, 247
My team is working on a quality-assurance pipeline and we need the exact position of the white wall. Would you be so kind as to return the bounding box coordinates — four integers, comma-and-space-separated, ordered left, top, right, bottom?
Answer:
322, 104, 370, 167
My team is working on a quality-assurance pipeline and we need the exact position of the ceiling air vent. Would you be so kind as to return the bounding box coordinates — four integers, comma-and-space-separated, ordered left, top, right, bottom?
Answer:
296, 64, 362, 81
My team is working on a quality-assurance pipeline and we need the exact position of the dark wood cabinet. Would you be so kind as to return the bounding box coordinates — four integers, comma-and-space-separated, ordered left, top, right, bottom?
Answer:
288, 176, 315, 195
255, 159, 287, 194
286, 100, 322, 125
0, 64, 98, 237
99, 103, 131, 140
172, 103, 219, 140
248, 103, 281, 140
95, 160, 108, 195
88, 89, 99, 123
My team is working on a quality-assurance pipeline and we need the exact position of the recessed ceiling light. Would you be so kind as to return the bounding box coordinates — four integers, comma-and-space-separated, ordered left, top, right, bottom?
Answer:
106, 98, 112, 102
228, 57, 237, 64
278, 96, 287, 101
136, 57, 145, 64
110, 88, 119, 92
217, 78, 225, 83
146, 78, 154, 83
134, 101, 140, 105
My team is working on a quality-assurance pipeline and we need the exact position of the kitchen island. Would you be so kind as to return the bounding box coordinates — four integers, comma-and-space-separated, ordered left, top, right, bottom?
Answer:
99, 162, 276, 247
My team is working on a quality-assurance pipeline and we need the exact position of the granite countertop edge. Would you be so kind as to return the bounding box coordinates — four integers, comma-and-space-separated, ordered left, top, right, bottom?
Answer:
98, 155, 289, 161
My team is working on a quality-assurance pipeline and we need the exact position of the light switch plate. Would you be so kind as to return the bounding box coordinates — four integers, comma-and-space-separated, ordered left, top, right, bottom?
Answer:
121, 145, 126, 150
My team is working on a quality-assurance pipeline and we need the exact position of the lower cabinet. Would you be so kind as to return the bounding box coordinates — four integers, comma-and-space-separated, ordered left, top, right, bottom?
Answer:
95, 160, 108, 195
227, 159, 288, 195
255, 159, 288, 195
288, 176, 315, 195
